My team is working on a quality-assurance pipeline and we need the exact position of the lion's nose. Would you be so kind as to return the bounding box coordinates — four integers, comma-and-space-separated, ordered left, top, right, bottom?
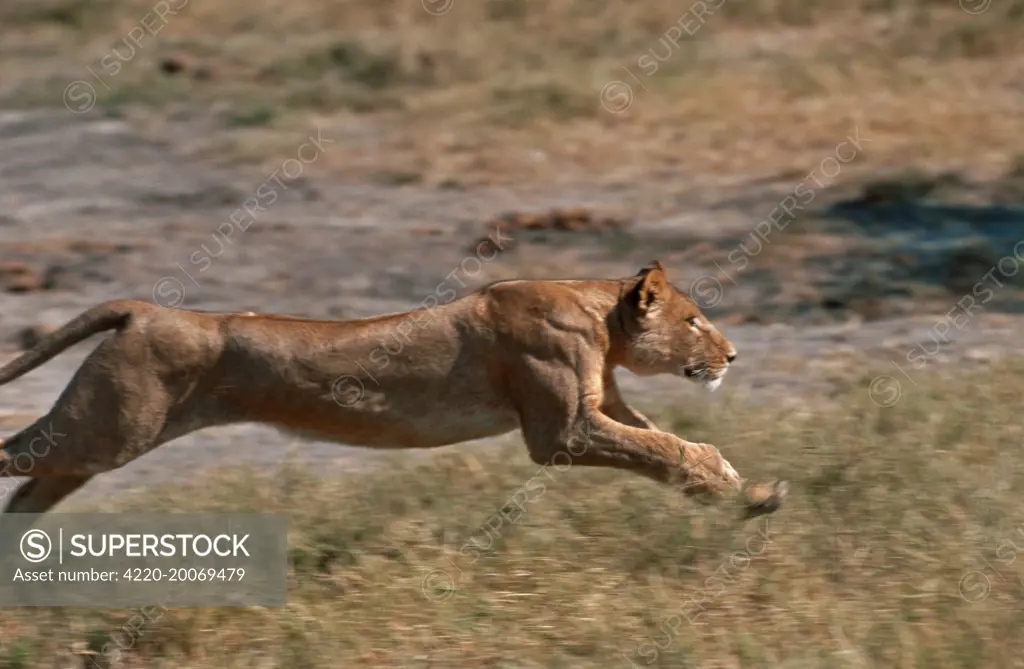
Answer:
727, 352, 737, 363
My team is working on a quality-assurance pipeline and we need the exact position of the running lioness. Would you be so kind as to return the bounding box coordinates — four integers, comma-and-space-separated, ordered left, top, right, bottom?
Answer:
0, 261, 787, 516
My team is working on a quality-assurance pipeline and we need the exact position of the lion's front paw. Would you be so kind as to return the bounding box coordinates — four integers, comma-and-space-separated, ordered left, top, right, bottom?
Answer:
719, 457, 741, 486
675, 443, 742, 500
740, 480, 789, 519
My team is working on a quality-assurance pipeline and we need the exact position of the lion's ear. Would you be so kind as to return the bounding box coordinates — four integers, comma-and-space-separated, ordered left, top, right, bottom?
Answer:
633, 260, 668, 313
635, 260, 666, 277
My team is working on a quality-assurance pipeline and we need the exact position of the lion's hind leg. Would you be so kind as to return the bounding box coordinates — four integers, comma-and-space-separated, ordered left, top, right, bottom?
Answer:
0, 476, 92, 571
3, 476, 92, 514
0, 413, 102, 480
0, 416, 99, 517
1, 328, 188, 479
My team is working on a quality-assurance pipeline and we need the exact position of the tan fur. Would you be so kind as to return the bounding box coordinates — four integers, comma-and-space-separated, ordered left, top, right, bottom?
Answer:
0, 262, 787, 516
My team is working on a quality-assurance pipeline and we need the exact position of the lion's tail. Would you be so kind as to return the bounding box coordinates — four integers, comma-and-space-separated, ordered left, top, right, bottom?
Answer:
0, 300, 139, 386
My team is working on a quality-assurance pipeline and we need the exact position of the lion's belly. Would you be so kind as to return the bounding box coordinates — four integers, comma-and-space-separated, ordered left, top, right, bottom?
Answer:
389, 402, 521, 447
285, 403, 520, 449
270, 382, 521, 449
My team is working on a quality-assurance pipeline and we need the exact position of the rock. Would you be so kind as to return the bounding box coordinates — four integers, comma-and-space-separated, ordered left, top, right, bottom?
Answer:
0, 261, 46, 293
964, 347, 998, 362
493, 206, 630, 234
471, 205, 631, 253
159, 52, 191, 76
944, 243, 999, 294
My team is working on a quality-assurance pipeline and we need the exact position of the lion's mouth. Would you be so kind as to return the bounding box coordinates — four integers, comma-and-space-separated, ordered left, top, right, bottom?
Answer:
681, 363, 726, 392
681, 361, 710, 378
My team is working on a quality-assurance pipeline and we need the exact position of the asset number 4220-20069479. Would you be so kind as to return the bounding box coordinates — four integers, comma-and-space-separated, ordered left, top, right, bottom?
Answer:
123, 567, 245, 582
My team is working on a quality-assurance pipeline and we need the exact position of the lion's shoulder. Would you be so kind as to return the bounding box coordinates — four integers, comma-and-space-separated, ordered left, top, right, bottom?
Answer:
475, 279, 615, 343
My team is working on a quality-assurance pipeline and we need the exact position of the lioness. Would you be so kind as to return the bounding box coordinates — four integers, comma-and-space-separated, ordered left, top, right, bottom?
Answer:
0, 261, 787, 517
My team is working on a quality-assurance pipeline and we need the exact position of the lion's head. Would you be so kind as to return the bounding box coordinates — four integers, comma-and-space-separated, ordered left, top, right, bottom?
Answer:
617, 261, 736, 391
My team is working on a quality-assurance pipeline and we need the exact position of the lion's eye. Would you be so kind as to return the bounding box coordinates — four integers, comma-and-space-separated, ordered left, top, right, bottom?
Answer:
687, 317, 700, 327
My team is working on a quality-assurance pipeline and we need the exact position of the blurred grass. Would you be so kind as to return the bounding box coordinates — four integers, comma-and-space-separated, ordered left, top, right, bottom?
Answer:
2, 359, 1024, 666
0, 0, 1021, 184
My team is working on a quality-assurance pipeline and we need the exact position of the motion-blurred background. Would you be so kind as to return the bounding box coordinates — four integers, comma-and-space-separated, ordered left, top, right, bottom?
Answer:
1, 1, 1023, 666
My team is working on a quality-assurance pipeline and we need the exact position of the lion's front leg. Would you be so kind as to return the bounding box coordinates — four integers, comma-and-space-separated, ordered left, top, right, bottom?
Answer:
579, 404, 788, 516
600, 396, 660, 431
517, 373, 744, 503
595, 372, 787, 516
514, 354, 787, 516
599, 370, 660, 430
577, 402, 744, 498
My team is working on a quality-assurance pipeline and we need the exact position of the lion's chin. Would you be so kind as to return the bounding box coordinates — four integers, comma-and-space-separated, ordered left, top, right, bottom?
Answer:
703, 377, 722, 392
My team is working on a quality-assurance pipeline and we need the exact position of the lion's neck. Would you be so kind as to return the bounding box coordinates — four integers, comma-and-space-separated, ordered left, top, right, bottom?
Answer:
597, 278, 642, 368
546, 277, 640, 367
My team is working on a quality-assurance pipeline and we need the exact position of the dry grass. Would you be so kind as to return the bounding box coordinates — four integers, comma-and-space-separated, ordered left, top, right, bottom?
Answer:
0, 0, 1022, 185
2, 359, 1024, 667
